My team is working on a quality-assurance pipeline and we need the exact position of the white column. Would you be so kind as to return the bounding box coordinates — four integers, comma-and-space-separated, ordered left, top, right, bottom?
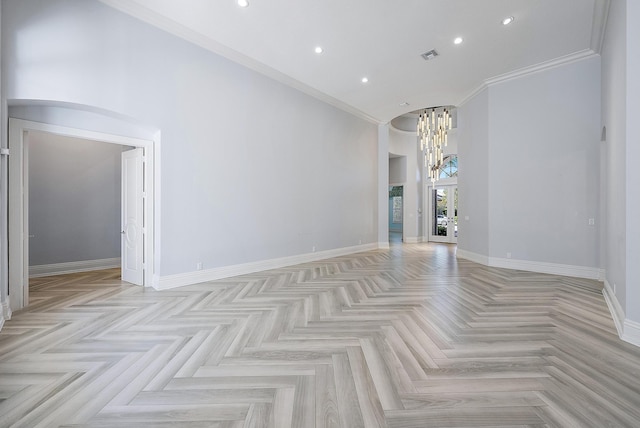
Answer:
377, 123, 390, 248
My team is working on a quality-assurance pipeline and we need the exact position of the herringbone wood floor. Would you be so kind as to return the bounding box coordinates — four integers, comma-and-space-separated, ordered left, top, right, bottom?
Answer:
1, 243, 640, 427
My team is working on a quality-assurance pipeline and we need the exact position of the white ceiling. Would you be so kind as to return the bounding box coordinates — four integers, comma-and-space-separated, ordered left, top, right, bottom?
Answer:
100, 0, 609, 123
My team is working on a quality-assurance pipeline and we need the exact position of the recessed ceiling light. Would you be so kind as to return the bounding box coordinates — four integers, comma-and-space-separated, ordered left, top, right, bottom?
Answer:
502, 16, 514, 25
361, 77, 369, 84
399, 102, 410, 107
454, 37, 463, 45
237, 0, 249, 8
314, 46, 323, 54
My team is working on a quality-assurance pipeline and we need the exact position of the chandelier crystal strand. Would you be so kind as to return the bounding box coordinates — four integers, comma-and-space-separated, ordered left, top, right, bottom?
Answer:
417, 107, 452, 182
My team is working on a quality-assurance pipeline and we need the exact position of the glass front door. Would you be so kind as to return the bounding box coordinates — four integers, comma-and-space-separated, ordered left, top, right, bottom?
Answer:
428, 185, 457, 243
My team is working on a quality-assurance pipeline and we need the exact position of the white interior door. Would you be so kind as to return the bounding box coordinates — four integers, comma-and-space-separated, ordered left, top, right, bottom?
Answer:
428, 185, 458, 243
121, 148, 144, 285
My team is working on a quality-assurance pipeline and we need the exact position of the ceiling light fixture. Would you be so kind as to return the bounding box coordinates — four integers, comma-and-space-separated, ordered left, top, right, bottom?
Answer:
502, 16, 514, 25
314, 46, 323, 54
418, 107, 452, 182
361, 77, 369, 83
454, 37, 463, 45
237, 0, 249, 8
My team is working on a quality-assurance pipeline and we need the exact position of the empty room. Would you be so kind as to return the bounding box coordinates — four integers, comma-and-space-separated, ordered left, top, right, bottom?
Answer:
1, 0, 639, 427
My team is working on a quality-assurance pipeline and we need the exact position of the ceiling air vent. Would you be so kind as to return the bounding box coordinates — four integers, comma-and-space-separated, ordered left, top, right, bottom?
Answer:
421, 49, 439, 61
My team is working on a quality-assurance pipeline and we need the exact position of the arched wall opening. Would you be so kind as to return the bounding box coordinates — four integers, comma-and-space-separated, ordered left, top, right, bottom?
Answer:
2, 100, 161, 313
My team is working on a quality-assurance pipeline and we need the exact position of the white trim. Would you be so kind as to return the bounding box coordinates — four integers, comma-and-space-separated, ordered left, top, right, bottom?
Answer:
457, 83, 488, 108
8, 118, 159, 312
456, 249, 489, 266
0, 299, 11, 330
156, 243, 378, 290
488, 256, 601, 280
378, 241, 390, 250
603, 279, 625, 337
29, 258, 121, 278
602, 280, 640, 348
457, 51, 600, 108
98, 0, 380, 124
622, 319, 640, 348
455, 249, 601, 280
404, 237, 419, 244
484, 50, 597, 87
590, 0, 611, 53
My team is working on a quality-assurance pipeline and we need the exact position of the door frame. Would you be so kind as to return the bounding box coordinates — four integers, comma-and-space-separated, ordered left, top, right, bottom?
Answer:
426, 181, 458, 244
8, 118, 158, 312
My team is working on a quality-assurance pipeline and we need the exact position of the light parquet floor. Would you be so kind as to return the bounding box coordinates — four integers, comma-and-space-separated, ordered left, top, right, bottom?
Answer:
1, 243, 640, 427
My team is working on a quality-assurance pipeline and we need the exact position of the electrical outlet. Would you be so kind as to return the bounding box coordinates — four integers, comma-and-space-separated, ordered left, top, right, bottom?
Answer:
506, 252, 512, 259
588, 218, 595, 226
312, 246, 316, 252
196, 262, 203, 271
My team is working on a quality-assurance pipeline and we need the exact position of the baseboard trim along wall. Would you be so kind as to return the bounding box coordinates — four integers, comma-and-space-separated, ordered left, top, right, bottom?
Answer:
455, 249, 489, 266
623, 319, 640, 347
378, 241, 390, 250
157, 243, 380, 290
456, 249, 602, 280
603, 279, 626, 337
603, 279, 640, 347
29, 258, 121, 278
0, 300, 11, 331
458, 250, 639, 348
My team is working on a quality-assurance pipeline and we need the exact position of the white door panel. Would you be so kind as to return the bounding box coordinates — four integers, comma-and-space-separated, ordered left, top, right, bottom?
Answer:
121, 148, 144, 285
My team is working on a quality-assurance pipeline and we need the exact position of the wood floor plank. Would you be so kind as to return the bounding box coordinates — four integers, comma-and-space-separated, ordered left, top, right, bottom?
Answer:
1, 242, 639, 427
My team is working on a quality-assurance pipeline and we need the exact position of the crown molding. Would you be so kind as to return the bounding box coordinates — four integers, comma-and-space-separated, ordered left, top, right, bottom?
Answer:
484, 49, 598, 87
457, 49, 599, 107
99, 0, 381, 124
591, 0, 611, 54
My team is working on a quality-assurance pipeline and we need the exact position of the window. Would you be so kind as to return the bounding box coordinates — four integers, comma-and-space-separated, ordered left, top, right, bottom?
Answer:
439, 155, 458, 179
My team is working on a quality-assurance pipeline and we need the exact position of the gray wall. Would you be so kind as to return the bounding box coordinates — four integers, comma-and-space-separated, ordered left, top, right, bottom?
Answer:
389, 128, 419, 241
458, 56, 601, 269
28, 132, 122, 265
389, 157, 406, 185
2, 0, 378, 277
488, 57, 600, 266
626, 0, 640, 323
457, 89, 489, 257
601, 0, 640, 324
601, 0, 627, 312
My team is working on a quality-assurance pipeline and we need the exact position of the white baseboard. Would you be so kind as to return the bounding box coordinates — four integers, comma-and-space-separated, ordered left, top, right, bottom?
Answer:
378, 241, 390, 250
456, 249, 489, 266
489, 257, 602, 280
456, 249, 601, 280
603, 279, 625, 337
602, 279, 640, 347
0, 299, 11, 332
623, 319, 640, 347
156, 243, 379, 290
404, 237, 419, 244
29, 258, 121, 278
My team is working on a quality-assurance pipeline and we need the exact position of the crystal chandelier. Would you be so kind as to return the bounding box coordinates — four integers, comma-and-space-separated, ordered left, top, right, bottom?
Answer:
417, 107, 452, 182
